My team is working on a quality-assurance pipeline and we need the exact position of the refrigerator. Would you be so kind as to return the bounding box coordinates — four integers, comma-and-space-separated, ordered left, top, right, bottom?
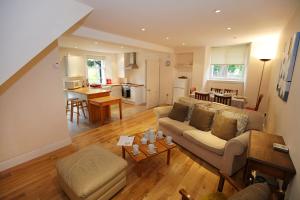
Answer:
173, 77, 189, 103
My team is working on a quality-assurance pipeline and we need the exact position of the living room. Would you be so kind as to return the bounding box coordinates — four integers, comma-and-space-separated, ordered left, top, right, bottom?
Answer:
0, 0, 299, 200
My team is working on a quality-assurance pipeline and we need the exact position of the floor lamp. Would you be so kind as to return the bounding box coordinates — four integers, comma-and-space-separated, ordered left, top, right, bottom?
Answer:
257, 58, 271, 103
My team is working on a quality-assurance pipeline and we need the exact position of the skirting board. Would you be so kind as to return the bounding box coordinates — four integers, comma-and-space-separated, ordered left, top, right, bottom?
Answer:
0, 137, 72, 172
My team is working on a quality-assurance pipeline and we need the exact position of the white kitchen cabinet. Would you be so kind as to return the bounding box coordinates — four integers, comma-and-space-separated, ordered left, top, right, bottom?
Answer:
63, 55, 86, 77
110, 85, 122, 97
129, 86, 145, 105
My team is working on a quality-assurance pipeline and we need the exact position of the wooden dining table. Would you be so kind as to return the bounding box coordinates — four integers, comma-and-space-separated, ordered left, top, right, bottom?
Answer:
190, 91, 247, 108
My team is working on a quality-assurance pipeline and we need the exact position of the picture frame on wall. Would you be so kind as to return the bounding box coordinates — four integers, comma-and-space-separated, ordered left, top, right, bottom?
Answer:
277, 32, 300, 101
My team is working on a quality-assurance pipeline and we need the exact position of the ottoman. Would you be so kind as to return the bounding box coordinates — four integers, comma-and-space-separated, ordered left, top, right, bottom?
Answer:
56, 145, 128, 200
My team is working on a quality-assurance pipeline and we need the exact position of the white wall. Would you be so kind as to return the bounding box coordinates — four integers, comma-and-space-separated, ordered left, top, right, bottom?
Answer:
0, 45, 71, 171
266, 4, 300, 199
0, 0, 92, 85
60, 48, 120, 84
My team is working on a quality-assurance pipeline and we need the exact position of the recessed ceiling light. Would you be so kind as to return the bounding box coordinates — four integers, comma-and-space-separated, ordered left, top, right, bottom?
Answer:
182, 42, 186, 46
166, 37, 169, 40
74, 46, 78, 48
141, 27, 146, 32
121, 46, 124, 49
227, 27, 232, 30
94, 41, 98, 44
233, 36, 237, 39
215, 9, 221, 13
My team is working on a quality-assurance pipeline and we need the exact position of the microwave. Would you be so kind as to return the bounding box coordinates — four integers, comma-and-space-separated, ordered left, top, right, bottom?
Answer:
65, 80, 82, 89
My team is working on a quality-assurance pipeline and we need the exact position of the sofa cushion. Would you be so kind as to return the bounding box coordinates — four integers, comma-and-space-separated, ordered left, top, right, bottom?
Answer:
212, 113, 237, 141
219, 110, 248, 136
168, 102, 189, 122
178, 97, 212, 121
189, 108, 215, 131
159, 117, 196, 136
183, 130, 226, 155
56, 145, 127, 198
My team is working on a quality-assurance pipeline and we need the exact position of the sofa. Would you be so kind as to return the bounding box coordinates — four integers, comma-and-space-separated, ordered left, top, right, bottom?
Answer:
154, 97, 264, 176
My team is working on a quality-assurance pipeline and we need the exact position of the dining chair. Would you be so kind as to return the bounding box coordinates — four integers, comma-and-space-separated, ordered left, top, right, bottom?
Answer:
214, 94, 232, 106
224, 89, 238, 96
194, 92, 210, 101
211, 88, 223, 94
246, 94, 263, 111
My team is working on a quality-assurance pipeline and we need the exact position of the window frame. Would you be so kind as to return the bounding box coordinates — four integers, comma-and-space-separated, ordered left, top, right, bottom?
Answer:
86, 58, 106, 85
209, 63, 246, 82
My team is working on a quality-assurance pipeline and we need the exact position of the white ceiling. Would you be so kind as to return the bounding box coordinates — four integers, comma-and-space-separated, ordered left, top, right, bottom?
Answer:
59, 35, 138, 53
76, 0, 299, 47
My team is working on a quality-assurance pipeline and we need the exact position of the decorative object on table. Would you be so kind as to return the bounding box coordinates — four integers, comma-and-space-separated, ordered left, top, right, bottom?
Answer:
149, 131, 156, 143
157, 130, 164, 139
132, 144, 140, 155
141, 136, 147, 144
117, 136, 135, 146
148, 143, 156, 154
165, 136, 173, 145
277, 32, 300, 101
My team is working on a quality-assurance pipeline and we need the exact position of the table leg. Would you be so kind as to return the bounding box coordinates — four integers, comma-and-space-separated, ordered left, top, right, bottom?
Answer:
100, 105, 104, 125
122, 146, 125, 159
218, 174, 225, 192
119, 100, 123, 120
167, 149, 171, 165
70, 101, 74, 122
244, 161, 252, 185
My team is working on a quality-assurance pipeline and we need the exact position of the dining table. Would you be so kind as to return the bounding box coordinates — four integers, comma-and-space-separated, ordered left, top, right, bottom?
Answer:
190, 91, 247, 109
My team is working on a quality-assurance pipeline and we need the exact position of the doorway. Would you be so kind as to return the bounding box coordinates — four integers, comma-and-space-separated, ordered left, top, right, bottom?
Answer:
145, 59, 160, 108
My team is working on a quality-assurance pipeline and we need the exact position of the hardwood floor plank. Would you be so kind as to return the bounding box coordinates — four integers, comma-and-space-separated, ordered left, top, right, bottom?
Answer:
0, 109, 235, 200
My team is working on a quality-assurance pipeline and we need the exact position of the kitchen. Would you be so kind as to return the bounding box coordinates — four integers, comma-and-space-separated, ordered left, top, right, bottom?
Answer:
60, 38, 146, 134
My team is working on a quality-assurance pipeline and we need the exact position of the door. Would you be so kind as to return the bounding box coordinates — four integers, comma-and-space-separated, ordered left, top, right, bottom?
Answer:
146, 59, 160, 108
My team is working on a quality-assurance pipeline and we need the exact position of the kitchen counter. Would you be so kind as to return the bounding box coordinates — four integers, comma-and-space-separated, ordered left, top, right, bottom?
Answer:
66, 87, 110, 95
66, 87, 111, 99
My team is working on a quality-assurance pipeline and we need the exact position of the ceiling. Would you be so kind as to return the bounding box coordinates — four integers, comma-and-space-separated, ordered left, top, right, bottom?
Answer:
76, 0, 299, 47
59, 36, 138, 53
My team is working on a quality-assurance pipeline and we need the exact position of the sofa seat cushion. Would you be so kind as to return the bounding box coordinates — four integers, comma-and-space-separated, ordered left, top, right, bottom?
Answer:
56, 145, 127, 198
183, 130, 226, 155
159, 117, 196, 136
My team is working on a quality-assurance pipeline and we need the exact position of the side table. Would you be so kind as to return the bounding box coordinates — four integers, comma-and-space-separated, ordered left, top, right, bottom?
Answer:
245, 131, 296, 199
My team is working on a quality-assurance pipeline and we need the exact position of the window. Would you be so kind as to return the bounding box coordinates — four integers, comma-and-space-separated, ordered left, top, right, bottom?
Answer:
209, 44, 249, 81
210, 64, 245, 81
87, 59, 106, 84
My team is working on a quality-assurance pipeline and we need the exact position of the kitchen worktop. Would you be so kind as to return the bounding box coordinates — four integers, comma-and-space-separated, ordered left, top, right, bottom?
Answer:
101, 83, 144, 87
66, 87, 110, 95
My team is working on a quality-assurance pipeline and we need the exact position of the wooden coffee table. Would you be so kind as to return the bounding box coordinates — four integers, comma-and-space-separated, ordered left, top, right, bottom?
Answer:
121, 132, 176, 176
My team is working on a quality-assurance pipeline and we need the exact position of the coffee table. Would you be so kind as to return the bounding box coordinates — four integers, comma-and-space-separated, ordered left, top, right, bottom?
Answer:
121, 132, 176, 176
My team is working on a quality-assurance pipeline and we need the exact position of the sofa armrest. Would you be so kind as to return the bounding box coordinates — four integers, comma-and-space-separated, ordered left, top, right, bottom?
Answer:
221, 131, 250, 175
225, 131, 250, 155
153, 106, 173, 119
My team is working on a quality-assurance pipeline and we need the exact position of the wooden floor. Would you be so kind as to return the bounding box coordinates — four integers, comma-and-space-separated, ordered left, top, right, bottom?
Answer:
0, 109, 235, 200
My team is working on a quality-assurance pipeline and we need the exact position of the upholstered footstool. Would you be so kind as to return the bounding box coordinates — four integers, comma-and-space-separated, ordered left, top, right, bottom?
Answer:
56, 145, 128, 200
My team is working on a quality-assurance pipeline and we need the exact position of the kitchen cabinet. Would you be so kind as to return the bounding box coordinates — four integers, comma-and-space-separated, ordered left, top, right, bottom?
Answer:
63, 55, 86, 77
110, 85, 122, 97
129, 86, 144, 105
175, 52, 193, 68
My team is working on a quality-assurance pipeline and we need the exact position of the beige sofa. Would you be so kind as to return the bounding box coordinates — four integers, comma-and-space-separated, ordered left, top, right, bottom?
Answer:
154, 97, 264, 176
